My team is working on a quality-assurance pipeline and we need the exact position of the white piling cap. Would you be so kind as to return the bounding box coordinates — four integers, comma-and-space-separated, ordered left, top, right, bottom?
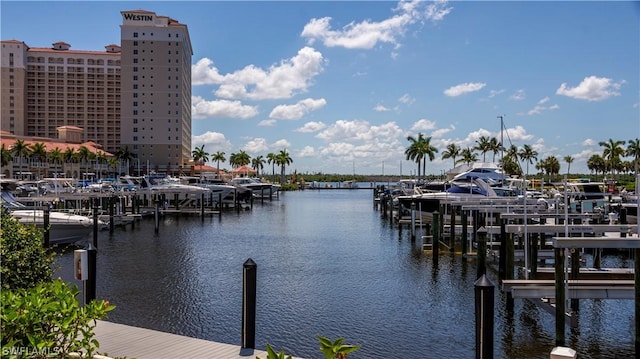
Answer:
550, 346, 577, 359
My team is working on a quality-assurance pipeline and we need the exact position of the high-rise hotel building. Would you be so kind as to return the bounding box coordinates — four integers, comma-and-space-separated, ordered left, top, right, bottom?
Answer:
0, 9, 193, 173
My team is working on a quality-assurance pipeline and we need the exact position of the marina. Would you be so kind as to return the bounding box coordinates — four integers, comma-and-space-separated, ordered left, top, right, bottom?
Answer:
45, 188, 637, 358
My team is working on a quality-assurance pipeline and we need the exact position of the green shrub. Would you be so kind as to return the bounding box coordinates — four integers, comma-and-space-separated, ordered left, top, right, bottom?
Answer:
0, 210, 55, 290
1, 279, 115, 358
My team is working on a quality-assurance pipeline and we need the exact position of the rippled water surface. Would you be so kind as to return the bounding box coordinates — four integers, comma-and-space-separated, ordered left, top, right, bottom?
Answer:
55, 190, 635, 358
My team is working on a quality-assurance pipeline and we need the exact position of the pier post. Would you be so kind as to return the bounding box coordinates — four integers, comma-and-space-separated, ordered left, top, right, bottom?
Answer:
450, 205, 456, 252
570, 248, 580, 312
462, 209, 468, 257
474, 274, 494, 359
109, 196, 115, 233
85, 242, 97, 304
154, 200, 160, 233
477, 227, 487, 279
433, 211, 440, 259
92, 198, 99, 248
242, 258, 257, 350
43, 205, 50, 247
219, 193, 223, 218
555, 247, 566, 346
389, 196, 393, 226
499, 219, 506, 281
201, 193, 205, 219
636, 247, 639, 356
410, 202, 416, 242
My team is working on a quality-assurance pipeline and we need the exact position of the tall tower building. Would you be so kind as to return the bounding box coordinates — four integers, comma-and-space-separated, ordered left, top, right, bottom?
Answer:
119, 10, 193, 174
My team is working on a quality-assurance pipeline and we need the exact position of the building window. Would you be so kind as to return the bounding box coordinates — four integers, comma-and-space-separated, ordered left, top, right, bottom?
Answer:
133, 67, 138, 72
133, 75, 138, 81
133, 93, 138, 98
133, 136, 138, 141
133, 32, 138, 38
133, 84, 138, 89
133, 110, 138, 115
133, 101, 138, 107
133, 41, 138, 46
133, 58, 138, 63
133, 49, 138, 54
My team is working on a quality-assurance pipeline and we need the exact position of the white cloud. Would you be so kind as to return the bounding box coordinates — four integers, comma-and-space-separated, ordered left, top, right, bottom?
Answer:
192, 131, 233, 153
488, 89, 505, 98
316, 120, 404, 143
295, 121, 327, 133
556, 75, 623, 101
242, 138, 269, 153
410, 119, 436, 132
192, 47, 324, 100
398, 93, 415, 104
527, 97, 560, 115
510, 89, 526, 101
431, 125, 455, 138
271, 139, 291, 149
258, 119, 277, 127
298, 146, 316, 157
503, 125, 534, 142
443, 82, 486, 97
582, 138, 596, 146
192, 96, 258, 119
301, 0, 452, 50
269, 98, 327, 120
374, 104, 391, 112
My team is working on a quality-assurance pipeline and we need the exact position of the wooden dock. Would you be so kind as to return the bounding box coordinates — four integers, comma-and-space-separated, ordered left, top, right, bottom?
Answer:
92, 320, 301, 359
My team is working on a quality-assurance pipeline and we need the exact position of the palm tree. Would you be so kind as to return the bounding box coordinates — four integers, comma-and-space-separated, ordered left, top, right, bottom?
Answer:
405, 133, 438, 179
1, 144, 13, 168
192, 145, 209, 166
626, 138, 640, 176
518, 144, 538, 177
10, 139, 31, 180
77, 146, 94, 180
275, 149, 293, 184
563, 155, 574, 176
63, 147, 78, 177
192, 145, 209, 180
441, 143, 461, 168
251, 155, 265, 177
229, 150, 251, 168
267, 152, 277, 183
211, 151, 226, 179
488, 137, 502, 162
95, 151, 107, 178
458, 147, 478, 166
116, 146, 134, 175
474, 136, 491, 162
599, 138, 626, 178
47, 147, 63, 176
587, 154, 606, 179
29, 142, 47, 179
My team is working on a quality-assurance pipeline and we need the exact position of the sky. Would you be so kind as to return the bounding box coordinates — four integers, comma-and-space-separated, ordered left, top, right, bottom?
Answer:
2, 1, 639, 176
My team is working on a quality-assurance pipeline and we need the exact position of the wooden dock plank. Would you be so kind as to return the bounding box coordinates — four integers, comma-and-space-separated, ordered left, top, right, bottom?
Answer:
92, 320, 290, 359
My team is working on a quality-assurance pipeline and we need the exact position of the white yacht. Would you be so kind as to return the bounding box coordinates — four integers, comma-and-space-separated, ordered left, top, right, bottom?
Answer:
1, 180, 102, 244
230, 177, 280, 198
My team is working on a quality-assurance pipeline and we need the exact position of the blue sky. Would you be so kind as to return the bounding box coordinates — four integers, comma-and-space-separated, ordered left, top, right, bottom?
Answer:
2, 1, 639, 176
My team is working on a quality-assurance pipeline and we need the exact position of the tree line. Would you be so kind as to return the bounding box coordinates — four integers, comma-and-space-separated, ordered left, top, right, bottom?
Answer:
191, 145, 293, 183
405, 134, 640, 179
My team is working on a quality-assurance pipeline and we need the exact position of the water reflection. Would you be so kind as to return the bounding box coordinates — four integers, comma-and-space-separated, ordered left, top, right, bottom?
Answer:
54, 190, 634, 358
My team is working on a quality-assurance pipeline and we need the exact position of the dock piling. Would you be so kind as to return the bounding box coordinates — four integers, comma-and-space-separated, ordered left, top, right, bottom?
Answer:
242, 258, 257, 350
474, 274, 494, 359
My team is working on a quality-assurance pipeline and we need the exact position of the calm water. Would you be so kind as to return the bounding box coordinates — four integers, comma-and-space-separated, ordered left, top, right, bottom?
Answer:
54, 190, 635, 358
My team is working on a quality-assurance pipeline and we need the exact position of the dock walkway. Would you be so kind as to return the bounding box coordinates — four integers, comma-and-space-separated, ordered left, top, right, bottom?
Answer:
93, 320, 300, 359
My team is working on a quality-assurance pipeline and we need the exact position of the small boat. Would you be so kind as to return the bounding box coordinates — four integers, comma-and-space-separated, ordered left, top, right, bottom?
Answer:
1, 179, 102, 245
